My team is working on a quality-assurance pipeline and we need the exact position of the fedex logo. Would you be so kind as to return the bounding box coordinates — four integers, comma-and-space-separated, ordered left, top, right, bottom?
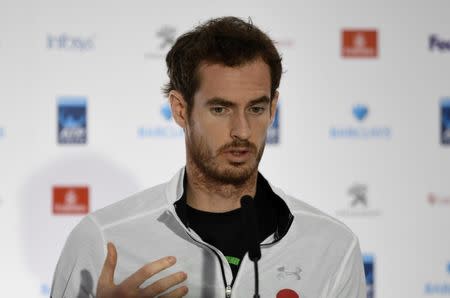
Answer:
429, 35, 450, 52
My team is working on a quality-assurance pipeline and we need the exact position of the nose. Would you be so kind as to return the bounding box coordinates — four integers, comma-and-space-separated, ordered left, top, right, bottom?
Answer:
230, 111, 251, 140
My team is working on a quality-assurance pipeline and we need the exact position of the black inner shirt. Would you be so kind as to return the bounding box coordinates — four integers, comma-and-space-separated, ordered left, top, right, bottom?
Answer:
175, 173, 279, 282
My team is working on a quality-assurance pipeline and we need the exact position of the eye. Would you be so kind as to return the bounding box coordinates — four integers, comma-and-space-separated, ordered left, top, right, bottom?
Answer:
210, 106, 227, 115
249, 106, 265, 114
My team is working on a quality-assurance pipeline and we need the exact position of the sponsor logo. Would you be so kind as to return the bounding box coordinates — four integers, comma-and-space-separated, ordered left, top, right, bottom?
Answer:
40, 283, 50, 296
145, 26, 177, 59
276, 289, 300, 298
342, 30, 378, 58
52, 186, 89, 215
57, 96, 87, 144
336, 183, 382, 217
429, 35, 450, 52
277, 265, 302, 280
0, 127, 4, 139
47, 33, 95, 51
137, 102, 183, 138
441, 99, 450, 145
428, 193, 450, 205
329, 104, 391, 139
424, 262, 450, 295
364, 255, 375, 298
267, 106, 280, 144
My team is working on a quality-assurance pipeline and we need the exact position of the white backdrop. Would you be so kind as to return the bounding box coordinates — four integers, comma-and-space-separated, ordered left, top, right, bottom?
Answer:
1, 0, 450, 297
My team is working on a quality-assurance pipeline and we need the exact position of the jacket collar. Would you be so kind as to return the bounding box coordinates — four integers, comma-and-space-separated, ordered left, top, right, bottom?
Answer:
165, 167, 294, 243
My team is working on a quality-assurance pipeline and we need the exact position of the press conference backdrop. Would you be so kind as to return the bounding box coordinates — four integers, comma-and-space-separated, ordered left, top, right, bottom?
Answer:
1, 0, 449, 297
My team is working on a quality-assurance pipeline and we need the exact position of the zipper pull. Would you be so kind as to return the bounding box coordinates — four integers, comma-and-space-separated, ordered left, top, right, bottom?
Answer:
225, 285, 232, 298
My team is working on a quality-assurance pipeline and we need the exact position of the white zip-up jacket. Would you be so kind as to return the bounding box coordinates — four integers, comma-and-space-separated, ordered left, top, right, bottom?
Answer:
51, 168, 366, 298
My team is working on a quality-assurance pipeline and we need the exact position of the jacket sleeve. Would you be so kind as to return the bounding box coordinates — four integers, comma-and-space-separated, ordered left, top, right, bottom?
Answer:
50, 215, 106, 298
329, 236, 367, 298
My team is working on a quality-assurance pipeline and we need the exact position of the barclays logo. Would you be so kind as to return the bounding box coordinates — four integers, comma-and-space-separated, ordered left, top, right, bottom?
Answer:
160, 102, 173, 121
137, 102, 183, 138
329, 105, 391, 140
47, 34, 95, 51
429, 35, 450, 52
424, 263, 450, 295
353, 105, 368, 121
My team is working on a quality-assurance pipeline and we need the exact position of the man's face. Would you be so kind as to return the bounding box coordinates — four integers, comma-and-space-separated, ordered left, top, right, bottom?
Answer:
184, 58, 278, 185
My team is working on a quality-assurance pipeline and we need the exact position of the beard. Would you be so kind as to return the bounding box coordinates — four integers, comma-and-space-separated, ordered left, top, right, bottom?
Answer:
186, 132, 265, 186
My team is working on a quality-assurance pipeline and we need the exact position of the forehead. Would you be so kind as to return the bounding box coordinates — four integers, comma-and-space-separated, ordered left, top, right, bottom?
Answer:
195, 58, 271, 103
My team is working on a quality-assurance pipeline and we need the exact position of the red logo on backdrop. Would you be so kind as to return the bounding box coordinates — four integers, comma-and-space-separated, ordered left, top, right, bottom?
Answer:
53, 186, 89, 215
276, 289, 300, 298
342, 30, 378, 58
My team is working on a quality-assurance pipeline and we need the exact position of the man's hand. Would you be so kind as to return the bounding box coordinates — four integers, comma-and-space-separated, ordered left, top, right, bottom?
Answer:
97, 242, 188, 298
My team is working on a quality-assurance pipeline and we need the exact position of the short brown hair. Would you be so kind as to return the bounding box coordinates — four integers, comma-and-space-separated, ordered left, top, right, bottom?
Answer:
163, 16, 282, 110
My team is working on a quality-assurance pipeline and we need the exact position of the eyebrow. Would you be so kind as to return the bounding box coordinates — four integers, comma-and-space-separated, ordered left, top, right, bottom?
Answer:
205, 95, 271, 107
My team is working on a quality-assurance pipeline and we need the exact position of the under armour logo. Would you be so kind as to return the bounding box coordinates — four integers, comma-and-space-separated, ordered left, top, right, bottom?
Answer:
277, 266, 302, 280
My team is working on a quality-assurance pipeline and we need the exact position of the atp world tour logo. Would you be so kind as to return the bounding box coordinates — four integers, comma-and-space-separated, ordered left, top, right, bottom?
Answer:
441, 98, 450, 145
267, 106, 280, 144
57, 96, 87, 144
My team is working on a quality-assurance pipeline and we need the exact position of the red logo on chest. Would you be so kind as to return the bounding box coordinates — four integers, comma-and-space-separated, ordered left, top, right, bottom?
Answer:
276, 288, 300, 298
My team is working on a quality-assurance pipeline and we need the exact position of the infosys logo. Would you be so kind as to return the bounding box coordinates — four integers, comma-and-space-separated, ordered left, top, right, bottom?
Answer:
429, 35, 450, 52
47, 34, 95, 51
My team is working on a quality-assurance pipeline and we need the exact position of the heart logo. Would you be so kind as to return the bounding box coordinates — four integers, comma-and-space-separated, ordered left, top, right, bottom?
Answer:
352, 105, 369, 121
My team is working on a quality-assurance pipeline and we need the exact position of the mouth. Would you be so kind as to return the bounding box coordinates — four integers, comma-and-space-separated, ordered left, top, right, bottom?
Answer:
223, 147, 252, 161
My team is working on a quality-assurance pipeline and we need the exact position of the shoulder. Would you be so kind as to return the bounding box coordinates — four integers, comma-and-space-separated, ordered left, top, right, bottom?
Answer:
89, 182, 170, 229
273, 186, 358, 245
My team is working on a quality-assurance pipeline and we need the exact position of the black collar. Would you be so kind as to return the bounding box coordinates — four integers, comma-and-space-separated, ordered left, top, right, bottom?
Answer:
174, 171, 294, 244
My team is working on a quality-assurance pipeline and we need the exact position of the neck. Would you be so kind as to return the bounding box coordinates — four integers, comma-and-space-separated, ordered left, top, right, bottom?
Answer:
185, 162, 258, 213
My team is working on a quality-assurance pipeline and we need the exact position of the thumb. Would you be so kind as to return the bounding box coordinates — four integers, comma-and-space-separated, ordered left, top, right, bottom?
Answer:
99, 242, 117, 286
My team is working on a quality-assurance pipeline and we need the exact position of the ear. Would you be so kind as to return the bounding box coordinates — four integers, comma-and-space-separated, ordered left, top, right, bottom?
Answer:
269, 91, 279, 123
169, 90, 188, 129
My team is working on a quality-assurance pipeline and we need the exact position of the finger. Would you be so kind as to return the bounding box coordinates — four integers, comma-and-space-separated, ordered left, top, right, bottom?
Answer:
98, 242, 117, 286
159, 285, 189, 298
141, 271, 187, 297
121, 256, 177, 289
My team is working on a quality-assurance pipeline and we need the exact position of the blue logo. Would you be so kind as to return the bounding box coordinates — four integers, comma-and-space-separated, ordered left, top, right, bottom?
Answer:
329, 105, 391, 139
424, 262, 450, 295
47, 34, 95, 51
160, 102, 173, 120
353, 105, 369, 121
441, 99, 450, 145
57, 96, 87, 144
137, 102, 183, 138
267, 106, 280, 144
40, 283, 50, 296
363, 254, 374, 298
429, 35, 450, 52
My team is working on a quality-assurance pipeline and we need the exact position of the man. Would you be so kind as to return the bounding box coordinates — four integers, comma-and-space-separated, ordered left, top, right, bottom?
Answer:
51, 17, 366, 298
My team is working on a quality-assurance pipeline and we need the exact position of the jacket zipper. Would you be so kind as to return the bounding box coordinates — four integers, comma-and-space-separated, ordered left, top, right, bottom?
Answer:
185, 231, 232, 298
